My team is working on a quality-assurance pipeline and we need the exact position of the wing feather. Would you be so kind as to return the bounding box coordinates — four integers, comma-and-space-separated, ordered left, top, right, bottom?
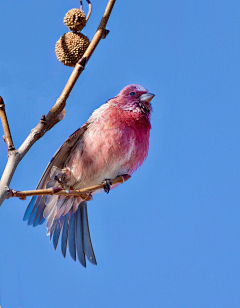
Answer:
36, 122, 90, 191
23, 122, 98, 267
23, 123, 90, 225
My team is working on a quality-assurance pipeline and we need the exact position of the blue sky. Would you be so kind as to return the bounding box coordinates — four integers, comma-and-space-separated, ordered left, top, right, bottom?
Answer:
0, 0, 240, 307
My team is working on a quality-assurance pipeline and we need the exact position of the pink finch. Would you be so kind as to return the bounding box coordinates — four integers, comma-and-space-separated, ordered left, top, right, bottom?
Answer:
23, 84, 154, 267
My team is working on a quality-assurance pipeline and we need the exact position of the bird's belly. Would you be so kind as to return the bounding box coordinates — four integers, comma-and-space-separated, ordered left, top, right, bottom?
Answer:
67, 124, 149, 189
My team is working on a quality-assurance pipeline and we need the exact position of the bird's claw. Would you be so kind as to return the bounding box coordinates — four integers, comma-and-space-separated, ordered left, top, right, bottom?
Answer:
102, 179, 112, 194
54, 175, 67, 188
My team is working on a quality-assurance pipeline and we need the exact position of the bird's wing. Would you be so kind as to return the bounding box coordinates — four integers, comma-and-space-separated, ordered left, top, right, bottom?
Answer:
23, 122, 90, 222
23, 122, 97, 267
39, 121, 90, 190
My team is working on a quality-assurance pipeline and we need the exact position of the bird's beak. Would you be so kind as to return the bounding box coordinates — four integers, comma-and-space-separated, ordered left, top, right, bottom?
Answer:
140, 93, 155, 103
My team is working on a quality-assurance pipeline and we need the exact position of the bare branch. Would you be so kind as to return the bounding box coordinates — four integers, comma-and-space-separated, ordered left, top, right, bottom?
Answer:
78, 174, 131, 193
8, 174, 131, 201
85, 0, 92, 22
10, 188, 92, 201
0, 97, 15, 153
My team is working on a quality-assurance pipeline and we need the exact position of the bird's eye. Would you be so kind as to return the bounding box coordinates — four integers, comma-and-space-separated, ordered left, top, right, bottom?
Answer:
130, 92, 136, 96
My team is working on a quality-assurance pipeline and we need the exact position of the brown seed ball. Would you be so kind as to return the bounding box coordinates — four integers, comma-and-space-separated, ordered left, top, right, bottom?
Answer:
55, 32, 90, 67
64, 8, 87, 32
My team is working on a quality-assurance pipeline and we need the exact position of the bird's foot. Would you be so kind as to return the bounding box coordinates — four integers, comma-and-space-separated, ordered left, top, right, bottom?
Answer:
102, 179, 112, 194
54, 175, 67, 188
50, 166, 70, 188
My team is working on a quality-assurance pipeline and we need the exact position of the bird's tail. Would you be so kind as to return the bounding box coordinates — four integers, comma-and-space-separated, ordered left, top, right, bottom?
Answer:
23, 194, 97, 267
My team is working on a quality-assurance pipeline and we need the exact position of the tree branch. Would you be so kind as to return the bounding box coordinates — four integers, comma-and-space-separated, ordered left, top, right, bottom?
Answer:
9, 175, 131, 201
0, 96, 15, 153
0, 0, 117, 207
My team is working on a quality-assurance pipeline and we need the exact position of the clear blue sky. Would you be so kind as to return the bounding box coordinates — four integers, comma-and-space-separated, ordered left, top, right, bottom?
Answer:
0, 0, 240, 307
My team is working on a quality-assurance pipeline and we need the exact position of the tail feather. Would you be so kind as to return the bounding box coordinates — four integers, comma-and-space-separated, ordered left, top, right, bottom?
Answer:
50, 220, 57, 241
68, 209, 76, 261
55, 199, 71, 219
76, 205, 86, 267
39, 213, 46, 225
43, 196, 58, 219
28, 196, 43, 221
62, 198, 74, 216
46, 207, 57, 231
73, 197, 79, 213
56, 196, 65, 211
24, 195, 96, 266
33, 213, 41, 227
61, 211, 70, 258
33, 201, 45, 227
27, 207, 38, 226
53, 217, 64, 250
81, 202, 97, 265
23, 196, 38, 221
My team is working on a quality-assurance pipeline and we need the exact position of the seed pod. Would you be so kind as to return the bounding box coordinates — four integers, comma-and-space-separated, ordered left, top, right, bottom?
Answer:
64, 8, 87, 32
55, 32, 90, 67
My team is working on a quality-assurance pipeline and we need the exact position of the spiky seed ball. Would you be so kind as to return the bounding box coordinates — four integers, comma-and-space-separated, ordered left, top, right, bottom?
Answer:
55, 32, 90, 67
64, 8, 87, 32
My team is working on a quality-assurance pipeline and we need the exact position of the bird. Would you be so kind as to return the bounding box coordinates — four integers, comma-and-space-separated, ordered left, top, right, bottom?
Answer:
23, 84, 154, 267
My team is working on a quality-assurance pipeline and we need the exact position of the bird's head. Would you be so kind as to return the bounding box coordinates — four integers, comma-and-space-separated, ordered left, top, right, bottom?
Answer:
116, 84, 155, 116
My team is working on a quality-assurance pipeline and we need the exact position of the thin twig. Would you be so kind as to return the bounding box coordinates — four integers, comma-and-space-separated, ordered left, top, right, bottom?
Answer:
78, 174, 131, 193
85, 0, 92, 22
9, 174, 131, 200
0, 97, 15, 153
11, 188, 92, 201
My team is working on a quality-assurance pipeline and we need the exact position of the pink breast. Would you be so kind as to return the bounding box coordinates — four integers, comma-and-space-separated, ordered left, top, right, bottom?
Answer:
67, 105, 151, 187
